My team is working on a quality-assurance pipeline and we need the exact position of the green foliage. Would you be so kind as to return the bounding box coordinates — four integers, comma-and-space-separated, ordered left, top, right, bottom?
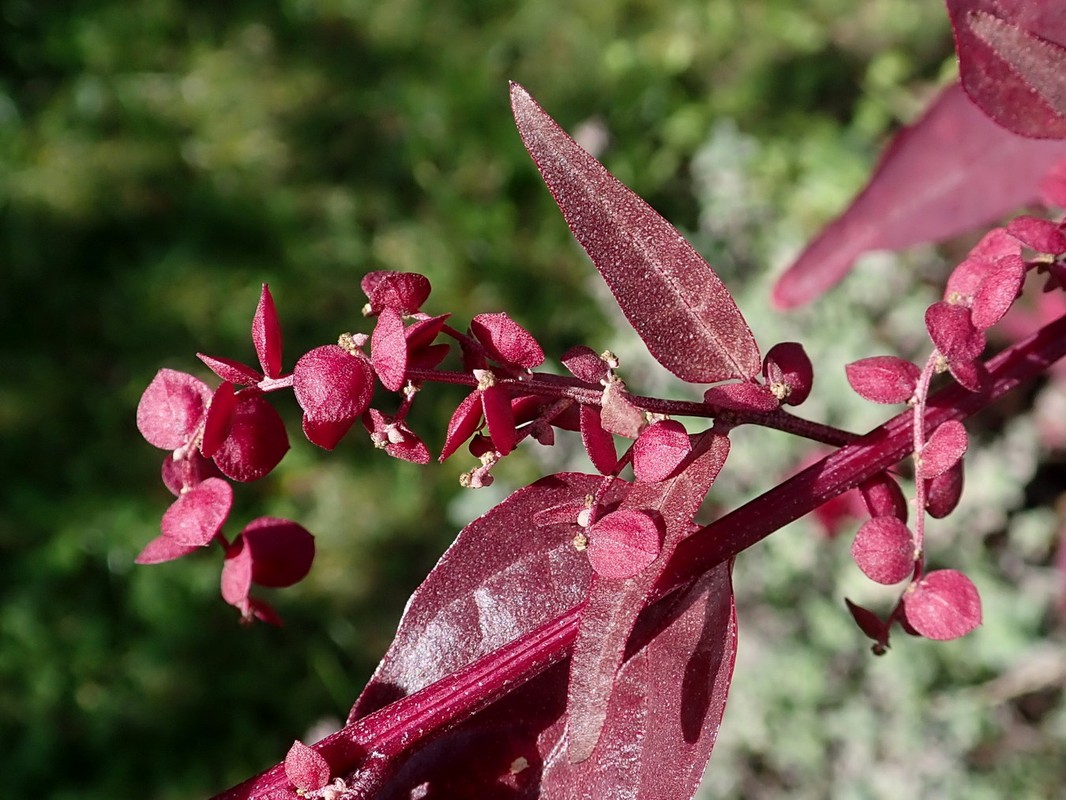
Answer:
3, 1, 1060, 797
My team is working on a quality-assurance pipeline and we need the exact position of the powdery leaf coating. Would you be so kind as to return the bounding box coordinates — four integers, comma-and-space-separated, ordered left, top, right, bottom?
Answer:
632, 420, 691, 483
439, 390, 484, 462
512, 83, 760, 384
845, 356, 921, 404
947, 0, 1066, 139
284, 740, 330, 792
136, 369, 211, 450
1007, 214, 1066, 253
702, 381, 780, 412
859, 472, 908, 523
579, 404, 618, 475
763, 341, 814, 406
211, 395, 289, 482
161, 477, 233, 547
586, 509, 663, 580
561, 345, 610, 383
200, 381, 237, 458
361, 270, 432, 315
370, 307, 409, 392
135, 533, 201, 565
926, 460, 966, 519
196, 353, 261, 385
481, 384, 517, 456
903, 569, 983, 640
240, 517, 315, 588
926, 301, 986, 362
470, 312, 545, 370
918, 420, 969, 480
599, 381, 644, 438
252, 284, 284, 379
773, 82, 1066, 307
293, 345, 375, 450
851, 516, 915, 585
971, 256, 1026, 330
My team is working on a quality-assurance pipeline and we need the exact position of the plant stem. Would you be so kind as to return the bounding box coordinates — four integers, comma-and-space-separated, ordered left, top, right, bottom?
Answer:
215, 312, 1066, 800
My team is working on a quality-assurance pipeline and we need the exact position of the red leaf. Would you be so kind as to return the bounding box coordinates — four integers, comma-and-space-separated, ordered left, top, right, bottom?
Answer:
918, 420, 968, 480
240, 517, 315, 588
470, 312, 545, 370
196, 353, 261, 385
200, 381, 237, 458
851, 516, 915, 585
161, 477, 233, 546
512, 83, 760, 384
845, 355, 921, 404
926, 301, 986, 361
632, 420, 691, 483
211, 395, 289, 481
370, 307, 409, 392
586, 509, 663, 580
926, 460, 965, 519
599, 381, 644, 438
349, 473, 611, 722
561, 345, 610, 383
946, 227, 1023, 302
284, 740, 330, 792
1041, 156, 1066, 205
773, 82, 1066, 307
252, 284, 284, 379
763, 341, 814, 406
903, 569, 983, 640
702, 381, 779, 412
161, 451, 223, 496
136, 369, 211, 450
364, 409, 431, 465
361, 270, 432, 315
1007, 214, 1066, 254
293, 345, 375, 450
135, 533, 201, 565
859, 472, 908, 523
947, 0, 1066, 139
439, 390, 484, 462
481, 384, 517, 456
405, 313, 451, 351
220, 541, 253, 610
971, 256, 1026, 330
579, 404, 618, 475
844, 598, 891, 649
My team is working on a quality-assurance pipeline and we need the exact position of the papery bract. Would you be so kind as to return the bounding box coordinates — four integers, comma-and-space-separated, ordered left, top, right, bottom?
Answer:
284, 740, 330, 793
361, 270, 432, 315
370, 307, 409, 392
926, 301, 986, 362
903, 569, 983, 640
579, 404, 618, 475
763, 341, 814, 406
470, 312, 545, 370
926, 461, 965, 519
136, 369, 211, 450
211, 395, 289, 481
917, 420, 968, 480
562, 345, 610, 384
240, 517, 315, 588
632, 420, 691, 483
600, 381, 644, 439
851, 516, 914, 585
481, 384, 517, 456
971, 256, 1026, 330
586, 509, 663, 580
845, 356, 920, 404
512, 83, 760, 384
859, 472, 908, 523
365, 410, 430, 465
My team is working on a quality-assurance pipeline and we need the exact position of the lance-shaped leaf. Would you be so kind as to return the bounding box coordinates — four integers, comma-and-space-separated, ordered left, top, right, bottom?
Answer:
773, 82, 1066, 308
511, 83, 760, 384
947, 0, 1066, 139
348, 472, 623, 723
566, 431, 730, 763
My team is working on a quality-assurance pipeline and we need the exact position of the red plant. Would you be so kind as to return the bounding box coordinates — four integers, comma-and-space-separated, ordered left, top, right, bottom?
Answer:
133, 2, 1066, 796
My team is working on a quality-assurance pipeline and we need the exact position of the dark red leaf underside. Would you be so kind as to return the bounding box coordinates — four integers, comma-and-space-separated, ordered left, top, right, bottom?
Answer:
566, 432, 730, 763
947, 0, 1066, 139
511, 83, 760, 384
772, 81, 1066, 307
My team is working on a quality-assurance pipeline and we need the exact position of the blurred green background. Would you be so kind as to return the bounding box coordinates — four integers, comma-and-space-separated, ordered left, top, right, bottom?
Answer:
2, 1, 1063, 797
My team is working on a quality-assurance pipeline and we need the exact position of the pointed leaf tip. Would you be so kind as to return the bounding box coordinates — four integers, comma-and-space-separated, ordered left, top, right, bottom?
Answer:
512, 84, 760, 384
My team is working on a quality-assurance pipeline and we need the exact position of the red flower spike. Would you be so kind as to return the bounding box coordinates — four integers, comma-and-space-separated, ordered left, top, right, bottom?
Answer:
241, 517, 315, 588
211, 395, 289, 481
361, 270, 432, 315
136, 369, 212, 450
586, 509, 663, 580
440, 391, 484, 462
161, 451, 223, 496
252, 284, 284, 379
293, 345, 375, 450
703, 381, 780, 412
579, 404, 618, 475
599, 381, 644, 438
1007, 215, 1066, 254
371, 307, 409, 392
844, 598, 891, 652
285, 740, 330, 793
561, 345, 610, 384
926, 461, 965, 519
859, 472, 908, 523
161, 477, 233, 547
135, 533, 202, 565
481, 384, 517, 456
971, 256, 1026, 330
851, 516, 915, 585
632, 420, 691, 483
946, 0, 1066, 140
903, 569, 983, 640
918, 420, 968, 480
200, 381, 237, 458
365, 409, 431, 464
845, 356, 921, 404
945, 228, 1022, 302
763, 341, 814, 406
470, 312, 545, 370
196, 353, 262, 386
926, 301, 986, 362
